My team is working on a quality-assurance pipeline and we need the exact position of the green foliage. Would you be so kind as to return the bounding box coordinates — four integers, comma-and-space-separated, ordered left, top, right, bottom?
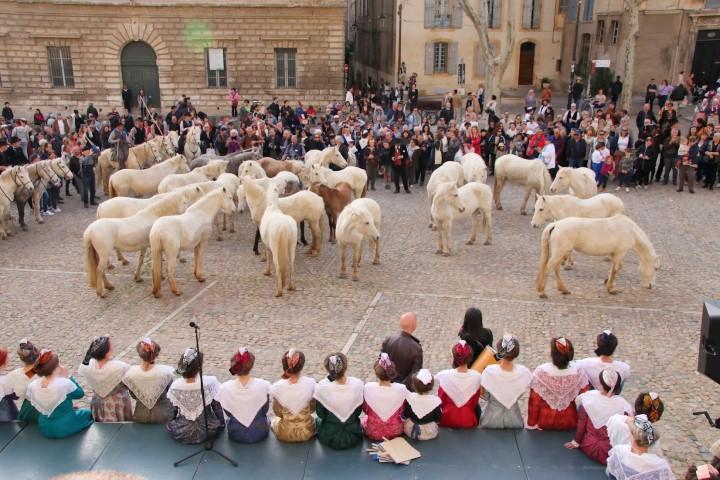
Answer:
591, 69, 614, 95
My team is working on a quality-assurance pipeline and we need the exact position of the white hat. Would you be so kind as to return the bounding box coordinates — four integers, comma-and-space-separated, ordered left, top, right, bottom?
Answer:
230, 129, 238, 137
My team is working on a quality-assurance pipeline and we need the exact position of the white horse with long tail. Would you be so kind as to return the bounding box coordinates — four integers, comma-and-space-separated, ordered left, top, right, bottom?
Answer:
493, 154, 552, 214
431, 181, 493, 255
108, 154, 189, 197
535, 215, 660, 298
336, 198, 381, 281
149, 188, 236, 298
304, 146, 348, 169
459, 152, 488, 183
309, 164, 367, 198
258, 183, 298, 297
550, 167, 597, 198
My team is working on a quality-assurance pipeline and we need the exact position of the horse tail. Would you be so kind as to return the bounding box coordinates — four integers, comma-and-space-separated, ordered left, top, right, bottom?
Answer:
84, 230, 98, 288
277, 223, 295, 289
535, 222, 556, 289
150, 229, 164, 296
96, 157, 104, 189
361, 181, 368, 198
108, 177, 118, 198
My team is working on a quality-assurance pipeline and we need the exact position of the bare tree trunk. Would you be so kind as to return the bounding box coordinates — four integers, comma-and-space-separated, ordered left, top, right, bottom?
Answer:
458, 0, 517, 105
620, 0, 642, 110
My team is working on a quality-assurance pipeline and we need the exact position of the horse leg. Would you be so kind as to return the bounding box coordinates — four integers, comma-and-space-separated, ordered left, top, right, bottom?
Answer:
554, 262, 571, 295
443, 221, 453, 256
95, 253, 111, 298
467, 213, 478, 245
32, 190, 41, 225
482, 210, 492, 245
117, 249, 130, 266
605, 255, 624, 294
435, 220, 444, 254
536, 250, 566, 299
194, 241, 207, 282
327, 212, 336, 243
351, 245, 361, 281
263, 246, 272, 276
520, 187, 532, 215
339, 243, 348, 278
253, 228, 261, 255
17, 198, 27, 230
563, 253, 575, 270
271, 248, 283, 297
494, 177, 505, 210
167, 253, 182, 296
307, 218, 321, 256
372, 236, 380, 265
214, 214, 223, 241
133, 249, 146, 283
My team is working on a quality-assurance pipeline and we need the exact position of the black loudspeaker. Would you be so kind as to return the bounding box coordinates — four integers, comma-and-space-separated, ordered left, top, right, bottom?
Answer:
699, 301, 720, 384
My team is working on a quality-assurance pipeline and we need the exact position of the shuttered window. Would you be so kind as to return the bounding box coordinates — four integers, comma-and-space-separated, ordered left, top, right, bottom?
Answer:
205, 48, 227, 88
434, 42, 448, 73
275, 48, 297, 88
610, 20, 620, 45
596, 20, 605, 44
522, 0, 541, 29
425, 0, 462, 28
582, 0, 594, 21
487, 0, 501, 29
47, 46, 75, 88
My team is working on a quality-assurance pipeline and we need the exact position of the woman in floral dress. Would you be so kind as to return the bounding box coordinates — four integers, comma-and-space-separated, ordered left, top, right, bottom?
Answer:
122, 338, 176, 424
361, 353, 409, 441
78, 336, 132, 422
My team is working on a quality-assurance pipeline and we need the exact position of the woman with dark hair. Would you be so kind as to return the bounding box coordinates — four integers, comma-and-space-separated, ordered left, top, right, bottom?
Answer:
25, 350, 93, 438
480, 335, 532, 429
0, 348, 19, 421
565, 369, 632, 465
78, 336, 132, 422
270, 349, 317, 442
361, 353, 409, 441
458, 307, 494, 366
403, 369, 442, 440
607, 392, 665, 455
578, 330, 631, 391
313, 352, 364, 450
218, 348, 270, 444
121, 338, 175, 424
436, 340, 483, 429
527, 337, 589, 431
166, 348, 225, 444
606, 416, 672, 479
5, 339, 40, 422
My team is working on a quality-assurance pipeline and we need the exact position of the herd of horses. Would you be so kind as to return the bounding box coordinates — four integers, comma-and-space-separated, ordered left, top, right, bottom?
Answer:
0, 129, 661, 299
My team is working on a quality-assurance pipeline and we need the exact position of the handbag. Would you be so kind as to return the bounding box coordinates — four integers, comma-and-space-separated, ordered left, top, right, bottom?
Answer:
434, 146, 442, 165
471, 346, 498, 373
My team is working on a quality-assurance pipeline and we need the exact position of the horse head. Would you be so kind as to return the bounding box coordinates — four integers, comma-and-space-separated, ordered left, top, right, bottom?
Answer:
236, 184, 247, 213
51, 158, 73, 180
639, 253, 661, 289
329, 146, 348, 168
238, 160, 264, 179
218, 186, 237, 215
38, 162, 62, 188
435, 182, 465, 214
530, 194, 552, 228
350, 208, 380, 243
309, 164, 327, 184
174, 154, 191, 173
550, 167, 570, 194
12, 166, 34, 193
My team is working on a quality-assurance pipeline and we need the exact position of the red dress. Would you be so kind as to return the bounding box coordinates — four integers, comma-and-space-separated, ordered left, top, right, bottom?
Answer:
573, 391, 631, 466
361, 403, 404, 441
574, 406, 612, 464
527, 364, 589, 431
438, 387, 482, 429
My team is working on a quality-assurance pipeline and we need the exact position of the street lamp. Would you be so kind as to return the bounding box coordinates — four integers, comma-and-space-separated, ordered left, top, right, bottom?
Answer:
567, 0, 583, 109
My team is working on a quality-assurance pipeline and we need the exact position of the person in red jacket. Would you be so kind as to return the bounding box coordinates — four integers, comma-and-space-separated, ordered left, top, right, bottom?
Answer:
435, 340, 482, 429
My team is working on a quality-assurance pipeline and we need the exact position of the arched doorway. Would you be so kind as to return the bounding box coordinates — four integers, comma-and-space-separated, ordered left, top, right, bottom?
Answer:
121, 41, 160, 110
518, 42, 535, 85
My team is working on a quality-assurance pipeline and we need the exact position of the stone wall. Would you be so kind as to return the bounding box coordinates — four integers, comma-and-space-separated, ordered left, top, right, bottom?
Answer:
0, 0, 346, 119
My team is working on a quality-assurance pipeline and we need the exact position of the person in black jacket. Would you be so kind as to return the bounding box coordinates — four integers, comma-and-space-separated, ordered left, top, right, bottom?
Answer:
2, 137, 28, 166
121, 85, 132, 112
566, 129, 587, 168
390, 138, 410, 193
635, 136, 657, 188
635, 104, 657, 131
458, 307, 494, 367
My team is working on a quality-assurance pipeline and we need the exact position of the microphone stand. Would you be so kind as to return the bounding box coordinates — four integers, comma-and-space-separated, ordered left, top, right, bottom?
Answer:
174, 322, 238, 467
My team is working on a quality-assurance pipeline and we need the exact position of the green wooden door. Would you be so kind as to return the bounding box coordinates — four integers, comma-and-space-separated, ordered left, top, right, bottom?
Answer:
121, 41, 161, 108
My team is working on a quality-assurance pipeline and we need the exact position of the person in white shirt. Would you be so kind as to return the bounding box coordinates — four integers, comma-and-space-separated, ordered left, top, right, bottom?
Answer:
606, 415, 673, 479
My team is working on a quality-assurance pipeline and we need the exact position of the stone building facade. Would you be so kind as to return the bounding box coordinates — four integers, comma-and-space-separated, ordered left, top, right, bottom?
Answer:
0, 0, 346, 118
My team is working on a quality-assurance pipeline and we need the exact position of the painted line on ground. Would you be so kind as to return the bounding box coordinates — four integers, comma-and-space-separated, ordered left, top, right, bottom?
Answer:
342, 291, 383, 356
0, 266, 132, 277
115, 280, 218, 361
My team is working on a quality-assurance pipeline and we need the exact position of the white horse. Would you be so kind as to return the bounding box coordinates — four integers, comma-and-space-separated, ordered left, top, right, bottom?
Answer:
242, 176, 324, 255
108, 154, 189, 198
0, 166, 33, 239
493, 154, 552, 214
150, 188, 236, 298
304, 146, 348, 169
530, 193, 625, 228
84, 188, 203, 297
431, 181, 493, 255
17, 161, 62, 225
460, 152, 488, 183
157, 160, 228, 193
238, 160, 267, 180
309, 164, 367, 198
258, 183, 297, 297
535, 215, 660, 298
336, 198, 381, 281
212, 173, 242, 240
182, 126, 202, 161
426, 161, 465, 228
236, 172, 301, 212
550, 167, 598, 198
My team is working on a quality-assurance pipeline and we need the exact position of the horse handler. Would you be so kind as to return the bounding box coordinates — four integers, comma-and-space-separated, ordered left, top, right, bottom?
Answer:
80, 144, 97, 208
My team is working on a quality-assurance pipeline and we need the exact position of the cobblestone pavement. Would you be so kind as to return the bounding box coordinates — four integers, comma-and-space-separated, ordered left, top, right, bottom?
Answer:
1, 175, 719, 475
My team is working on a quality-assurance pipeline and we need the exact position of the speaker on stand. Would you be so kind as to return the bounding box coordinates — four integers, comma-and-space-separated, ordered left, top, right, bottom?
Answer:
698, 301, 720, 384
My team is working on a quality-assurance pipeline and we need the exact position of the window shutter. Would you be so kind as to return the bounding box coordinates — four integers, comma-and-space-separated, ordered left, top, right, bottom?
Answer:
492, 0, 501, 28
448, 42, 458, 74
425, 43, 434, 75
475, 45, 486, 77
532, 0, 541, 28
452, 0, 463, 28
425, 0, 434, 28
522, 0, 532, 28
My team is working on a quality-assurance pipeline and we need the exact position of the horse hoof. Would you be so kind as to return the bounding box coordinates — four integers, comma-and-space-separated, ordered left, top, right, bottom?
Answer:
442, 252, 451, 257
196, 276, 206, 283
253, 250, 261, 256
466, 240, 475, 245
435, 249, 443, 255
121, 260, 130, 266
263, 271, 271, 276
21, 225, 28, 231
561, 290, 571, 295
172, 290, 182, 296
483, 240, 491, 246
135, 277, 144, 283
372, 259, 380, 265
275, 291, 283, 298
352, 276, 359, 282
108, 264, 116, 271
288, 285, 296, 291
216, 237, 223, 242
538, 293, 548, 299
339, 273, 347, 279
608, 289, 621, 295
178, 258, 187, 264
106, 284, 115, 291
496, 205, 503, 211
329, 239, 336, 244
520, 211, 527, 216
563, 265, 574, 271
152, 292, 161, 298
38, 219, 44, 225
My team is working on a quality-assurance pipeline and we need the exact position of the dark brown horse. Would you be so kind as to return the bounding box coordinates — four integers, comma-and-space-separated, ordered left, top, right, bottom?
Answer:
309, 181, 353, 243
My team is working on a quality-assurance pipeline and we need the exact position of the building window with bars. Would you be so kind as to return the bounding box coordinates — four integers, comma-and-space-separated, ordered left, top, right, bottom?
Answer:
47, 46, 75, 88
487, 0, 501, 29
434, 42, 448, 73
596, 20, 605, 44
610, 20, 620, 45
275, 48, 297, 88
205, 48, 227, 88
522, 0, 541, 29
433, 0, 452, 28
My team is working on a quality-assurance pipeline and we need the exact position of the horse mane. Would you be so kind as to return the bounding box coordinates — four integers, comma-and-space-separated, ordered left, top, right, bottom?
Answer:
142, 190, 185, 215
187, 188, 223, 212
626, 217, 656, 258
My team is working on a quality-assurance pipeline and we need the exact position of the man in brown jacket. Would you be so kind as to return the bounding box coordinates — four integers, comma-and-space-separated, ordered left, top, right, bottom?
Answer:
381, 312, 423, 388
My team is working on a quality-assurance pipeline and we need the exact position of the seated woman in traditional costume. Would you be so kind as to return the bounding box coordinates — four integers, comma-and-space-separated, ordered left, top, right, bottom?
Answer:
362, 352, 409, 441
0, 348, 19, 421
25, 350, 93, 438
606, 415, 673, 480
527, 337, 589, 430
166, 348, 225, 444
577, 330, 631, 391
607, 392, 665, 455
218, 348, 271, 443
270, 349, 317, 442
404, 369, 442, 441
6, 340, 41, 422
78, 336, 132, 422
565, 369, 632, 465
122, 338, 176, 424
458, 307, 494, 366
314, 352, 364, 450
480, 334, 532, 429
436, 340, 483, 429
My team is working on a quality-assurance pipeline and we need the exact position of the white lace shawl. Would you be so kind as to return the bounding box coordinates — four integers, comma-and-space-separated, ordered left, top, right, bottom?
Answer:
363, 382, 409, 422
435, 369, 482, 408
406, 392, 442, 419
5, 368, 35, 402
122, 364, 175, 410
26, 377, 78, 416
606, 445, 675, 480
577, 357, 631, 390
167, 376, 220, 421
607, 414, 663, 455
531, 362, 588, 411
313, 377, 364, 423
217, 377, 271, 428
481, 364, 532, 409
270, 376, 316, 416
0, 375, 12, 398
576, 390, 632, 429
78, 359, 130, 398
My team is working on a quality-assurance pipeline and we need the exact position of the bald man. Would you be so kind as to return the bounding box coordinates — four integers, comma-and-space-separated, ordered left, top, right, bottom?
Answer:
381, 312, 423, 388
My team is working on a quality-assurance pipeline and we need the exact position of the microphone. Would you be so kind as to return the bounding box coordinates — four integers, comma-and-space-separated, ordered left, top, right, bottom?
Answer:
189, 322, 199, 328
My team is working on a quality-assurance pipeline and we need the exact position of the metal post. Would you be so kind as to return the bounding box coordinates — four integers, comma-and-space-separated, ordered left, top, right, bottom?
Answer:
567, 0, 583, 109
397, 2, 403, 84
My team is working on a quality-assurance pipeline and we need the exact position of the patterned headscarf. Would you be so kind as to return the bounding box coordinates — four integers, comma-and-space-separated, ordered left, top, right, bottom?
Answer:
176, 348, 199, 376
640, 392, 663, 423
497, 334, 518, 359
633, 414, 656, 446
286, 349, 300, 370
82, 336, 110, 366
601, 368, 620, 393
327, 354, 345, 382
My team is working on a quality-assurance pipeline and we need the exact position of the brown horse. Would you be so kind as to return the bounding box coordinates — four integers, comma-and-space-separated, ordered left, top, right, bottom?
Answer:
309, 181, 353, 243
259, 157, 304, 178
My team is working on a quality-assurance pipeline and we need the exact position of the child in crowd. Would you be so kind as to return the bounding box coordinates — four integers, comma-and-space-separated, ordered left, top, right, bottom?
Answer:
270, 349, 317, 442
404, 369, 442, 441
362, 353, 409, 441
615, 150, 635, 193
122, 338, 175, 424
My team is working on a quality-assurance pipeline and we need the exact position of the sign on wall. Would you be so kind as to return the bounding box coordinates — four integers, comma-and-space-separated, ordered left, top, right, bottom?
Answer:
208, 48, 225, 70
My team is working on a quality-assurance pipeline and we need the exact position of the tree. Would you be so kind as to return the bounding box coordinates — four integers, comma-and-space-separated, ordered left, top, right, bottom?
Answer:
458, 0, 518, 105
619, 0, 645, 110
